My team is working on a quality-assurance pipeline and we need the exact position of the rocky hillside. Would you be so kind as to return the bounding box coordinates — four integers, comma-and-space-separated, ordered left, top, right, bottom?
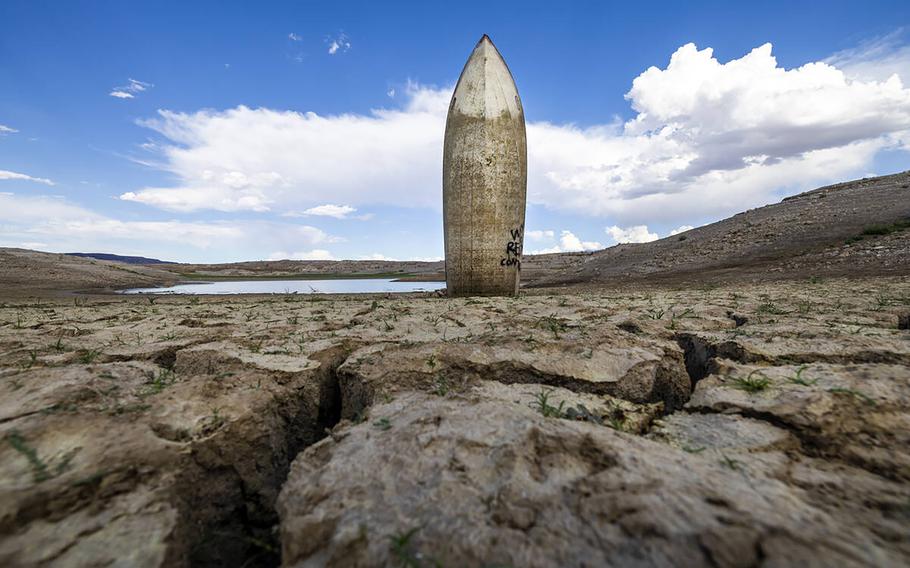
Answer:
0, 248, 178, 295
530, 170, 910, 286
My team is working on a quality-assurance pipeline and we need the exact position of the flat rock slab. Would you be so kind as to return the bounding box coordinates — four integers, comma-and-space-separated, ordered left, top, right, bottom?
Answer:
279, 390, 903, 568
687, 361, 910, 481
337, 337, 690, 414
649, 412, 796, 453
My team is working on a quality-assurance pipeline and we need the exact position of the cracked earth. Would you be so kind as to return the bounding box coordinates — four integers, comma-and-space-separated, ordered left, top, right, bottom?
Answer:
1, 277, 909, 567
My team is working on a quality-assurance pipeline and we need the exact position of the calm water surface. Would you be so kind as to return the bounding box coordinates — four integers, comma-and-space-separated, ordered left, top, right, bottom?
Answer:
120, 279, 446, 295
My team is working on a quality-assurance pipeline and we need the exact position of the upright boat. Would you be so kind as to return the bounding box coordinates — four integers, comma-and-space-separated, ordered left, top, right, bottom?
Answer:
443, 35, 527, 297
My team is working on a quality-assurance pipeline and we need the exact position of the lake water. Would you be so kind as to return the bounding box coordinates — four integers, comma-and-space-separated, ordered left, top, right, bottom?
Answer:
120, 279, 446, 295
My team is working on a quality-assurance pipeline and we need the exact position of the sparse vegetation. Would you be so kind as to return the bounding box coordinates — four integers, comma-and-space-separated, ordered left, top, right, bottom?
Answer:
432, 375, 450, 396
872, 294, 891, 311
757, 297, 788, 315
787, 365, 817, 386
78, 349, 102, 364
529, 388, 567, 418
201, 407, 226, 433
861, 219, 910, 236
6, 430, 77, 483
141, 369, 177, 396
846, 219, 910, 244
7, 430, 51, 482
388, 526, 424, 568
719, 454, 741, 471
731, 370, 772, 393
828, 387, 876, 406
539, 315, 567, 339
645, 308, 665, 320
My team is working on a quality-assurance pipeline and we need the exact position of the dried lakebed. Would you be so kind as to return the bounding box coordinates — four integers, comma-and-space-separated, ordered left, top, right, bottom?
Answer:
1, 277, 909, 567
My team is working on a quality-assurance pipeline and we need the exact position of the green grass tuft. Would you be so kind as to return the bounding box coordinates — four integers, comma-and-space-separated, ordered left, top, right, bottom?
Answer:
529, 388, 567, 418
731, 370, 772, 393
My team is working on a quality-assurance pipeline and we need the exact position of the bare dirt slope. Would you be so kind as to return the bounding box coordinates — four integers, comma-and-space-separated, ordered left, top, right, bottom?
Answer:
0, 248, 178, 295
528, 170, 910, 287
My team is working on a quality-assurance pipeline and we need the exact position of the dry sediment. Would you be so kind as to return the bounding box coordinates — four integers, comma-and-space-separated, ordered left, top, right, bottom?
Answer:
0, 277, 908, 566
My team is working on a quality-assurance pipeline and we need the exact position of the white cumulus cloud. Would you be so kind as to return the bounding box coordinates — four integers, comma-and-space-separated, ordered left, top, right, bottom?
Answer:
531, 230, 602, 254
526, 229, 555, 241
0, 124, 18, 135
121, 39, 910, 233
606, 225, 659, 244
123, 84, 448, 212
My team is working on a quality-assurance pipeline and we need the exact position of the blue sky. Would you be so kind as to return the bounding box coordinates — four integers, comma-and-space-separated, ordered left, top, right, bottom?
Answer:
2, 0, 910, 262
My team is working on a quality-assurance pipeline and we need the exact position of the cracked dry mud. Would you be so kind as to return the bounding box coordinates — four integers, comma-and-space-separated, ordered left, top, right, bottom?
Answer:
1, 277, 909, 567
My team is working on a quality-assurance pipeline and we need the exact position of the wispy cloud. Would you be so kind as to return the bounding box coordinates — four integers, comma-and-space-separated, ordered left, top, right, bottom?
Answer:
327, 33, 351, 55
268, 249, 334, 261
0, 124, 18, 135
109, 78, 153, 100
0, 169, 54, 185
283, 204, 357, 219
288, 32, 302, 41
824, 28, 910, 82
0, 192, 343, 260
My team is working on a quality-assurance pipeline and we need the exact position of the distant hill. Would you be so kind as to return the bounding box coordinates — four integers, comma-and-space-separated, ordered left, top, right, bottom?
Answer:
4, 171, 908, 294
0, 248, 178, 293
67, 252, 172, 265
529, 170, 910, 287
